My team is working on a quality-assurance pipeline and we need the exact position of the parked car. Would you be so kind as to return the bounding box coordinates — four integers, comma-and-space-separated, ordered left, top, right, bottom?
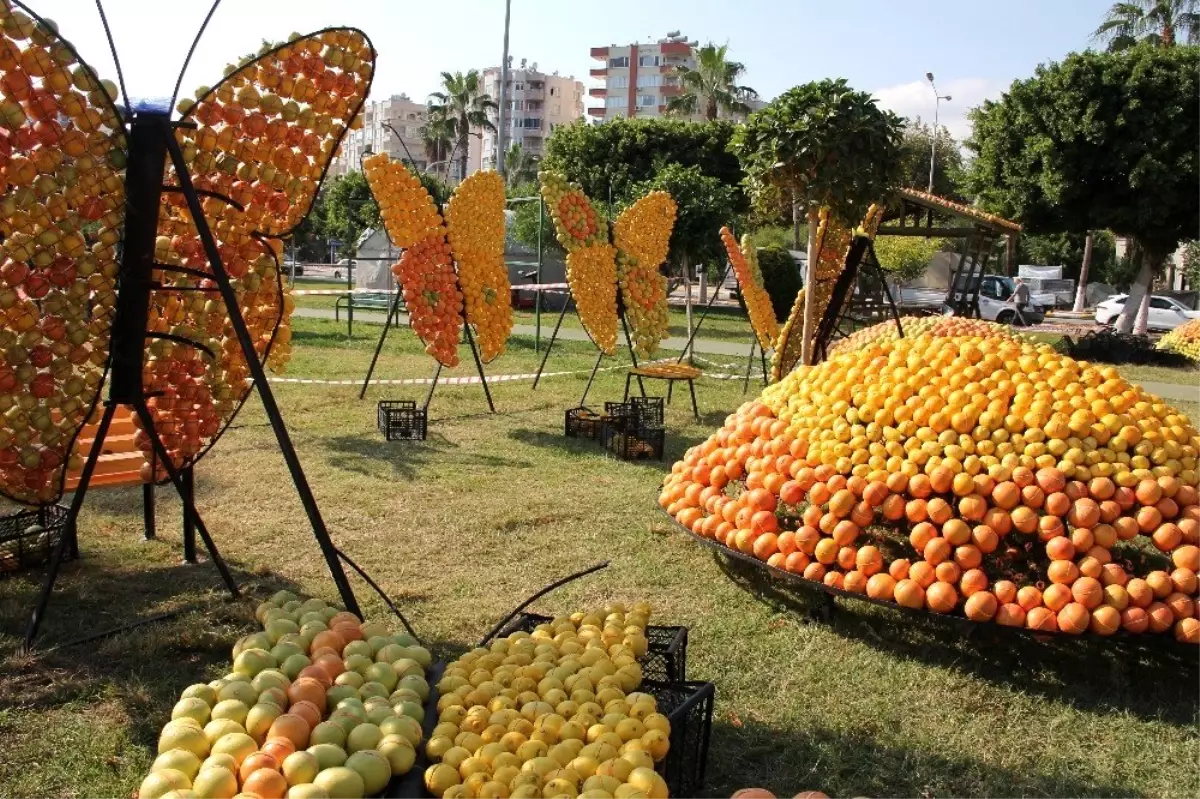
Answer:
333, 258, 355, 279
973, 275, 1047, 325
1094, 294, 1200, 331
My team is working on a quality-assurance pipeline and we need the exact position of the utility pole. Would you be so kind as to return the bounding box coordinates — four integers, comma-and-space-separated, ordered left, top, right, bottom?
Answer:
496, 0, 512, 177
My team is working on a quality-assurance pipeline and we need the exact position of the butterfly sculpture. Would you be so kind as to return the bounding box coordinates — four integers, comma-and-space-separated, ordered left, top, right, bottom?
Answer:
0, 0, 374, 510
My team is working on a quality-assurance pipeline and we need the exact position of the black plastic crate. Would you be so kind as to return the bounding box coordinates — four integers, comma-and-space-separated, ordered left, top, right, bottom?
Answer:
377, 400, 427, 441
564, 407, 604, 440
603, 401, 633, 431
644, 679, 715, 798
497, 612, 688, 683
0, 504, 72, 575
602, 421, 665, 461
630, 396, 665, 427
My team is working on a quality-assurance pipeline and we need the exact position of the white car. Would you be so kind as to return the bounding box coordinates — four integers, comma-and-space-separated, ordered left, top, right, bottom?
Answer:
1094, 294, 1200, 331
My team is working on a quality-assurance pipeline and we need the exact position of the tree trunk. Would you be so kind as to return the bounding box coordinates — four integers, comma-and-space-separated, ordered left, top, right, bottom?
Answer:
1134, 286, 1151, 335
698, 267, 707, 305
707, 97, 718, 121
792, 198, 802, 251
683, 255, 694, 362
1115, 246, 1154, 334
800, 205, 820, 365
1073, 230, 1094, 313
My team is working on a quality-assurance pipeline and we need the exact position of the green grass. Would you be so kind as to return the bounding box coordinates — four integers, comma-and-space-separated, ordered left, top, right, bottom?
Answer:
1114, 362, 1200, 387
513, 305, 757, 346
1, 316, 1197, 798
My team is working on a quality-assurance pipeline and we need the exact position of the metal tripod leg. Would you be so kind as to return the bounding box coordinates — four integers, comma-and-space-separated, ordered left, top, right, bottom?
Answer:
23, 402, 117, 651
463, 324, 495, 413
142, 454, 156, 540
620, 313, 645, 397
182, 466, 196, 563
580, 350, 605, 408
677, 263, 732, 364
742, 338, 757, 394
132, 401, 238, 598
532, 297, 571, 390
360, 287, 403, 400
760, 344, 770, 386
165, 133, 361, 617
423, 361, 443, 412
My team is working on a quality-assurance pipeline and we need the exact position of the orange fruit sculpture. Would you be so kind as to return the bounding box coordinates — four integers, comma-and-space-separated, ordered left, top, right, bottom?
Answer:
614, 190, 676, 357
827, 316, 1027, 358
661, 332, 1200, 642
720, 227, 778, 352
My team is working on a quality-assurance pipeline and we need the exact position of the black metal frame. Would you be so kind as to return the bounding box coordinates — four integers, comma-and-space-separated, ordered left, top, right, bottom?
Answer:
813, 239, 905, 362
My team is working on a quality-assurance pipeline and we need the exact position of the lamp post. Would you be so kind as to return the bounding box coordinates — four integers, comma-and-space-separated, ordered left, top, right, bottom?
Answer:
924, 72, 951, 194
497, 0, 512, 180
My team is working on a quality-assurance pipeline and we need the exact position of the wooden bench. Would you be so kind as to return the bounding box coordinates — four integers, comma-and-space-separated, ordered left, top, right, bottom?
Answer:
624, 364, 702, 421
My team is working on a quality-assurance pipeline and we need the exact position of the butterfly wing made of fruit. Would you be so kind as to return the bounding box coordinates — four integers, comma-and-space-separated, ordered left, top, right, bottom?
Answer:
720, 227, 778, 353
362, 153, 463, 366
0, 1, 127, 505
445, 171, 511, 363
540, 170, 617, 355
769, 209, 856, 382
145, 28, 374, 476
614, 191, 675, 358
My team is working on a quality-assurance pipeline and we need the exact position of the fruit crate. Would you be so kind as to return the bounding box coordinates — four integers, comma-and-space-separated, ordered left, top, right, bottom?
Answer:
629, 396, 665, 428
601, 420, 665, 461
377, 400, 427, 441
644, 679, 715, 798
0, 504, 73, 575
564, 407, 604, 440
496, 612, 688, 683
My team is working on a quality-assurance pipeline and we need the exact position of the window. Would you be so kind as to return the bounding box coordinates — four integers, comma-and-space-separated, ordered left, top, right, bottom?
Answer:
607, 75, 628, 89
550, 86, 559, 96
606, 96, 627, 108
522, 117, 542, 129
636, 74, 661, 88
639, 94, 656, 106
1150, 297, 1175, 310
608, 56, 629, 68
512, 100, 524, 111
638, 55, 660, 67
514, 81, 524, 91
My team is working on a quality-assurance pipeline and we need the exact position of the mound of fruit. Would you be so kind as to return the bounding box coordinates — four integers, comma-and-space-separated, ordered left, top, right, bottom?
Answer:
661, 333, 1200, 642
424, 602, 672, 799
827, 316, 1025, 358
1156, 318, 1200, 362
139, 590, 430, 799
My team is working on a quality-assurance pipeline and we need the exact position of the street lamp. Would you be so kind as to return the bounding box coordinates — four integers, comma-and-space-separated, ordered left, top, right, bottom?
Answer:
925, 72, 951, 194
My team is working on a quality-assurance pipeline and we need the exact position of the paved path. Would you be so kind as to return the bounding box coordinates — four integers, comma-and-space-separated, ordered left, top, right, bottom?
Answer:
293, 306, 755, 358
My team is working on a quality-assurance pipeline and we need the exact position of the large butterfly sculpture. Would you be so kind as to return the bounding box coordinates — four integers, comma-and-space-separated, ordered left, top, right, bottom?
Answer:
0, 0, 375, 506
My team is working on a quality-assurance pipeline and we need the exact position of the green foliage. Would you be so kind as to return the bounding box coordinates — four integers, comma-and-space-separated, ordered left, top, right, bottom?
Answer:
542, 118, 747, 213
1183, 240, 1200, 288
1092, 0, 1199, 50
508, 182, 553, 255
731, 78, 905, 222
897, 118, 964, 199
504, 143, 540, 189
416, 171, 452, 209
664, 42, 757, 121
626, 163, 739, 272
1096, 247, 1144, 289
1018, 230, 1117, 283
320, 172, 379, 255
964, 46, 1199, 260
429, 70, 498, 180
756, 247, 802, 321
873, 236, 948, 284
751, 225, 806, 251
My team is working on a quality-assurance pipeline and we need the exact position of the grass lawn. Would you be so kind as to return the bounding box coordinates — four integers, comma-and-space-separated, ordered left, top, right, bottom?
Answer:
1, 316, 1197, 798
1114, 362, 1200, 388
513, 304, 757, 346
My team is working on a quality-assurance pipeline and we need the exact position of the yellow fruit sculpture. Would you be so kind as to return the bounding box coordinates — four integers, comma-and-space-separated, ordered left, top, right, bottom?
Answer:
827, 316, 1027, 358
614, 191, 676, 357
1157, 318, 1200, 362
662, 333, 1200, 643
426, 602, 672, 798
540, 170, 619, 354
720, 228, 778, 352
445, 172, 513, 362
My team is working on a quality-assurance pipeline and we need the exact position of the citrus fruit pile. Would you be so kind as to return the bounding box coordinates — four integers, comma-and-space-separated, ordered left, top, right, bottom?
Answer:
770, 209, 855, 381
661, 333, 1200, 642
1156, 318, 1200, 362
827, 316, 1025, 358
424, 602, 672, 799
139, 590, 430, 799
720, 228, 778, 353
614, 191, 676, 357
0, 6, 126, 503
540, 170, 618, 354
445, 171, 512, 362
363, 152, 464, 367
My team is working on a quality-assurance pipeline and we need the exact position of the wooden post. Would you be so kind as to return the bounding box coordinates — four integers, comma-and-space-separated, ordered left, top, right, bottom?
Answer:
1073, 230, 1093, 313
683, 255, 694, 362
800, 205, 820, 365
1006, 233, 1017, 276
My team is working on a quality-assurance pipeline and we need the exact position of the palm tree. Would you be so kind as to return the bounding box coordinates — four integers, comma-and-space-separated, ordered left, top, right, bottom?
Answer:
1093, 0, 1199, 50
419, 111, 454, 178
503, 143, 539, 189
664, 43, 758, 121
428, 70, 498, 182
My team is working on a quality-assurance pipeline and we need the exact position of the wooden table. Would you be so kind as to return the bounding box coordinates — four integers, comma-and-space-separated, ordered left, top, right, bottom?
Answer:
624, 364, 702, 420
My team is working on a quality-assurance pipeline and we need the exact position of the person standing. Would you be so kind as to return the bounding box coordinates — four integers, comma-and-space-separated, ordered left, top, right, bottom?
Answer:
1011, 276, 1031, 325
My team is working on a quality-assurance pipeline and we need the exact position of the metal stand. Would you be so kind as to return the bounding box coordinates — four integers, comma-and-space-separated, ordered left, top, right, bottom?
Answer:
359, 285, 405, 399
675, 263, 732, 365
532, 296, 573, 390
182, 466, 196, 563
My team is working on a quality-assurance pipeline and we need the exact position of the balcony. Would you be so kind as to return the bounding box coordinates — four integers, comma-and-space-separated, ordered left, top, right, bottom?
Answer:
660, 83, 683, 96
589, 87, 606, 97
589, 67, 607, 78
590, 46, 609, 60
587, 106, 607, 117
660, 41, 691, 56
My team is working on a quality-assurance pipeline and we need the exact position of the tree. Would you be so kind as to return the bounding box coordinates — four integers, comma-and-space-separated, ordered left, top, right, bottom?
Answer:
664, 43, 757, 121
964, 46, 1198, 333
503, 143, 539, 189
732, 79, 903, 363
321, 172, 380, 255
1182, 240, 1200, 293
873, 236, 948, 284
428, 70, 497, 182
420, 112, 454, 177
897, 117, 964, 199
542, 118, 748, 216
1093, 0, 1199, 50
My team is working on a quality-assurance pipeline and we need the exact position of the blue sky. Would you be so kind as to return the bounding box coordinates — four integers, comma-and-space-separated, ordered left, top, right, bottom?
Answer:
33, 0, 1114, 140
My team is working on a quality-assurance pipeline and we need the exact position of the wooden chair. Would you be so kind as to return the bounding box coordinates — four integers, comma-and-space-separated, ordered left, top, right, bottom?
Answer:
623, 363, 702, 421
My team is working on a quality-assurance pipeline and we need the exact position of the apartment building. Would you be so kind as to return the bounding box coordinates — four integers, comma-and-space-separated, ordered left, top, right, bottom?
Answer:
588, 32, 698, 121
468, 59, 585, 173
331, 93, 430, 177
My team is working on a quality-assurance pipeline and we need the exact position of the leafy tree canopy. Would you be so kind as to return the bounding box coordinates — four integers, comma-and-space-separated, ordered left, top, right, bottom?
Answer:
897, 118, 964, 199
873, 236, 949, 284
321, 171, 380, 253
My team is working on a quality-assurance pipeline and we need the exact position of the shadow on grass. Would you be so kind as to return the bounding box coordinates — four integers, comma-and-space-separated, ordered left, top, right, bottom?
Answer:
710, 551, 1199, 728
506, 429, 677, 474
706, 717, 1139, 798
322, 432, 534, 480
